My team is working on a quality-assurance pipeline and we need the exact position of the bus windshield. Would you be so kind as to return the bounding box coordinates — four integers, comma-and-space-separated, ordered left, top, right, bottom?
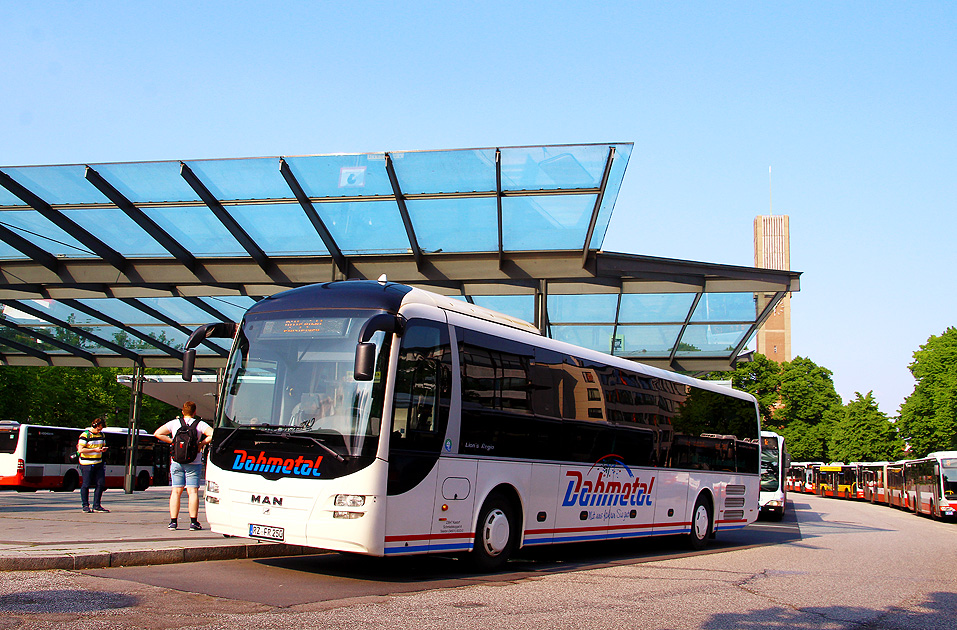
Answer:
760, 441, 780, 492
942, 460, 957, 498
219, 310, 391, 459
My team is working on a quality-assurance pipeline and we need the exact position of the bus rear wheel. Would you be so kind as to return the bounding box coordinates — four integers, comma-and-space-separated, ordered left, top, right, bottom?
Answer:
688, 494, 713, 550
135, 471, 151, 491
469, 492, 517, 572
60, 470, 79, 493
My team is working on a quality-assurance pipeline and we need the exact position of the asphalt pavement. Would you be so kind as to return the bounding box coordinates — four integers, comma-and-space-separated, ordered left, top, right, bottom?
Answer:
0, 485, 304, 571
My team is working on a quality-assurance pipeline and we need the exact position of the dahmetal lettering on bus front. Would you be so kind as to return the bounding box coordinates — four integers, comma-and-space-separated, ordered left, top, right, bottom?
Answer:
231, 449, 324, 477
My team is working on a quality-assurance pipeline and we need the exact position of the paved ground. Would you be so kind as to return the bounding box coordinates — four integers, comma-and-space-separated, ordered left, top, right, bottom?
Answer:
0, 486, 303, 570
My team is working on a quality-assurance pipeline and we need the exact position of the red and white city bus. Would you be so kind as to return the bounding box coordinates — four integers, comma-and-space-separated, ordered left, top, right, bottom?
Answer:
185, 280, 762, 570
0, 421, 166, 492
903, 452, 957, 518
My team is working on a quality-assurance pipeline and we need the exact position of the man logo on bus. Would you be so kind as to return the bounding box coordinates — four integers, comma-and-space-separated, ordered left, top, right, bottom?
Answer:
562, 455, 654, 508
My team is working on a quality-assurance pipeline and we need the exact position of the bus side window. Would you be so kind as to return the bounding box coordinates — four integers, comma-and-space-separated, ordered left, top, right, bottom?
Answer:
391, 320, 451, 453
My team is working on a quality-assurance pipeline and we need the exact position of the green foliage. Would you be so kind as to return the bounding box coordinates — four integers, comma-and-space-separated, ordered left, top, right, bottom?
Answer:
829, 392, 902, 462
898, 327, 957, 457
0, 366, 177, 432
776, 357, 843, 427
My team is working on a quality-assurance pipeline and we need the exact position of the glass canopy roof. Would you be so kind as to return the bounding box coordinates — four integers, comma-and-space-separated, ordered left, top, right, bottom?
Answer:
0, 142, 799, 373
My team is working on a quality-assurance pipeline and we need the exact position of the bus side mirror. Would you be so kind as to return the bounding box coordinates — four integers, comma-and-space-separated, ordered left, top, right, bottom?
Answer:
182, 322, 238, 381
183, 348, 197, 382
353, 312, 405, 382
355, 343, 377, 381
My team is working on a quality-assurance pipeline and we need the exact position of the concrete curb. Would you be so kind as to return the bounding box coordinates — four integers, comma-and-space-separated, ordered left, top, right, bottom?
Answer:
0, 543, 306, 572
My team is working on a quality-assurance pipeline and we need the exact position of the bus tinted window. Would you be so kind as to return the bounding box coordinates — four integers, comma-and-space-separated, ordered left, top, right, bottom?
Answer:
0, 428, 18, 454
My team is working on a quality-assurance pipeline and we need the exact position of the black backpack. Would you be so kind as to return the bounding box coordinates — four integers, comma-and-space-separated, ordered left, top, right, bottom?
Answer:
171, 417, 201, 464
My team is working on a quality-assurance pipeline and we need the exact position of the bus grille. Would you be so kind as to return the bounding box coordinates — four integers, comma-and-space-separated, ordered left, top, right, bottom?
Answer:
725, 497, 746, 508
726, 484, 747, 496
724, 510, 745, 520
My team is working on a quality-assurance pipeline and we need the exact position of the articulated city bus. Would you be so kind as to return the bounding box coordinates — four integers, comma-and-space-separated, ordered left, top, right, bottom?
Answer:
817, 463, 861, 499
758, 431, 788, 520
811, 454, 956, 521
185, 280, 761, 569
0, 421, 167, 492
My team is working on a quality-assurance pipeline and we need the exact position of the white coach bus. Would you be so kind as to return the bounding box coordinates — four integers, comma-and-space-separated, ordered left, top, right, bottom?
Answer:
758, 430, 788, 520
184, 280, 761, 570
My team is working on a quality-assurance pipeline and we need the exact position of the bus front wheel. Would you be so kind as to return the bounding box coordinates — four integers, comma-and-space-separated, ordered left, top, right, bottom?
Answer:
470, 492, 517, 572
688, 494, 713, 550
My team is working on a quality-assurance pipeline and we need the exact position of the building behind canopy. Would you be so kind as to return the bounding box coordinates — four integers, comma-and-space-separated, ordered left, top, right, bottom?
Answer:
0, 142, 800, 394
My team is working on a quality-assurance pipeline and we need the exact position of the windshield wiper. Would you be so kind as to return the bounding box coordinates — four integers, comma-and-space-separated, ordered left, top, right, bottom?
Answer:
279, 431, 347, 463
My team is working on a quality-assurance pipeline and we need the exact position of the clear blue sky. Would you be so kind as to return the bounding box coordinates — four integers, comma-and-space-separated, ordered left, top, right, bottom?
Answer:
2, 1, 955, 416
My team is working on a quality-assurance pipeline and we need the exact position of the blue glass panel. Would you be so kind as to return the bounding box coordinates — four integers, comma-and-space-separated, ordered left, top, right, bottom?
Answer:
319, 200, 408, 255
406, 198, 497, 253
0, 210, 94, 257
690, 293, 756, 323
502, 194, 596, 250
137, 297, 220, 325
120, 325, 189, 351
499, 145, 610, 191
225, 203, 328, 256
140, 206, 246, 256
675, 324, 750, 356
589, 143, 633, 249
199, 296, 257, 321
0, 240, 28, 259
547, 294, 618, 323
283, 154, 395, 198
89, 161, 200, 204
76, 299, 164, 325
612, 325, 682, 356
0, 180, 26, 206
1, 165, 109, 205
184, 158, 290, 201
390, 149, 496, 195
471, 295, 534, 323
61, 208, 169, 257
550, 325, 617, 354
619, 294, 696, 324
3, 300, 97, 326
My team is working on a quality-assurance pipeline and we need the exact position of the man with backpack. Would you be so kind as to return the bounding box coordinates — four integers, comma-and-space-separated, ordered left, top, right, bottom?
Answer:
154, 401, 213, 531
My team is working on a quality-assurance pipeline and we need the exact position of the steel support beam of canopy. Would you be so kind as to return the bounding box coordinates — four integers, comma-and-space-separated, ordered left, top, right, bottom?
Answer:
581, 146, 616, 268
124, 363, 144, 494
0, 170, 132, 276
280, 158, 348, 278
84, 165, 202, 275
384, 153, 423, 271
179, 162, 284, 281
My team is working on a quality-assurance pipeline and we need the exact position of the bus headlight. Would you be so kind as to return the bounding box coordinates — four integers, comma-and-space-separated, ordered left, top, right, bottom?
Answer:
333, 511, 364, 519
335, 494, 366, 508
207, 480, 220, 493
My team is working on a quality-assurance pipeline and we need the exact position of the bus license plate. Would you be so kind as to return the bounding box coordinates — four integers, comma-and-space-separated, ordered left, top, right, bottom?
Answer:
249, 524, 284, 542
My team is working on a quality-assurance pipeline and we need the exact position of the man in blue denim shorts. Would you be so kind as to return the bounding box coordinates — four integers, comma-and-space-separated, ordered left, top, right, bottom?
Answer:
154, 401, 213, 531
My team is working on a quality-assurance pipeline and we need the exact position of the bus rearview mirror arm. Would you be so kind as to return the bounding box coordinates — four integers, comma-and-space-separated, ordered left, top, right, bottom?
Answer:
182, 322, 239, 382
354, 313, 405, 381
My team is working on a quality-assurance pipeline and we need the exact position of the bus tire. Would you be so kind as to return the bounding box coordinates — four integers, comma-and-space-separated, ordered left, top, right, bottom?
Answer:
469, 492, 517, 572
60, 470, 79, 493
135, 471, 151, 491
688, 494, 713, 550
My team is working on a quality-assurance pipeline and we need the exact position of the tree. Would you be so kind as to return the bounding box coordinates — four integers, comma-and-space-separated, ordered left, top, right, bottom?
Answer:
829, 392, 902, 462
898, 327, 957, 457
774, 357, 843, 461
0, 365, 177, 432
